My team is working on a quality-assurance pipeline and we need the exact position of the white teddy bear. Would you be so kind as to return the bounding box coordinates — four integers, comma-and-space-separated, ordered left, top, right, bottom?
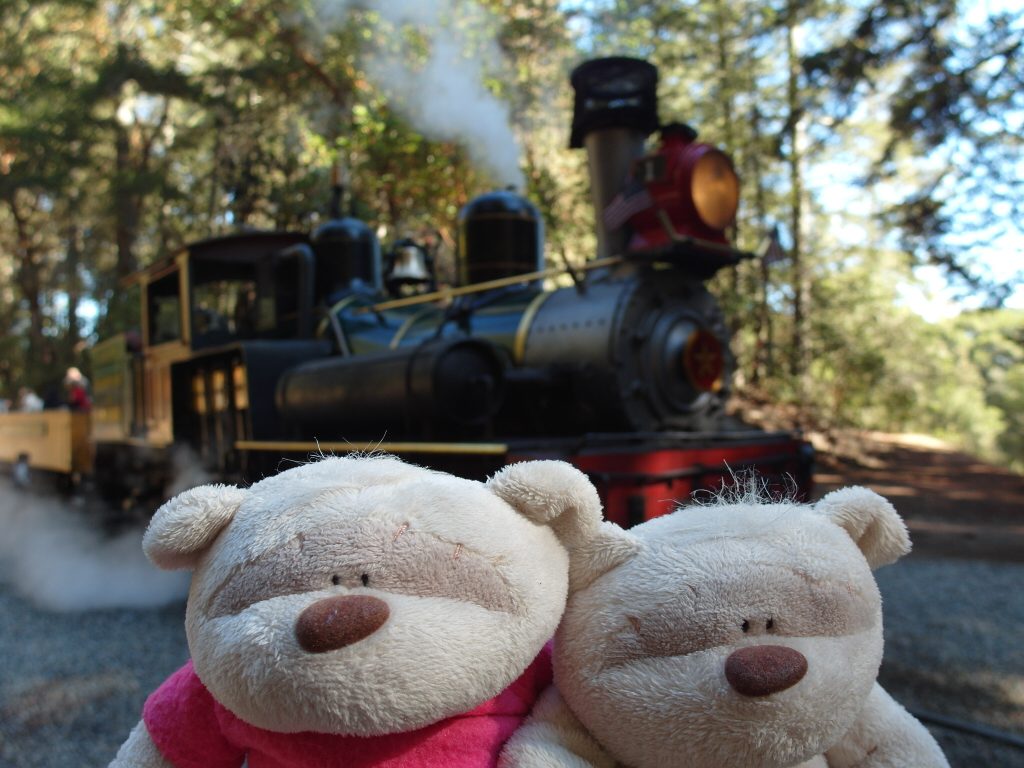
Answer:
112, 455, 605, 768
501, 485, 950, 768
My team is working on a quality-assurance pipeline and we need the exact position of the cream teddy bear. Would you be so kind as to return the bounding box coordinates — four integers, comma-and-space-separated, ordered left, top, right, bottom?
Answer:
112, 455, 605, 768
501, 486, 949, 768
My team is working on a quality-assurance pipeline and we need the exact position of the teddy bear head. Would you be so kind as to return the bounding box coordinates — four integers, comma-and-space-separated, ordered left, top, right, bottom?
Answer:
142, 455, 603, 737
553, 485, 911, 768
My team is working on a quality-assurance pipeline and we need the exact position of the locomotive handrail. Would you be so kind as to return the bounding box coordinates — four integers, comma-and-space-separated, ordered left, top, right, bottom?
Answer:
316, 294, 362, 354
351, 256, 625, 315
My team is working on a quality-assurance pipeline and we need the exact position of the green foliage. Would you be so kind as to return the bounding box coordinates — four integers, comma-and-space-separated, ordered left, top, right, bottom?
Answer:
944, 310, 1024, 468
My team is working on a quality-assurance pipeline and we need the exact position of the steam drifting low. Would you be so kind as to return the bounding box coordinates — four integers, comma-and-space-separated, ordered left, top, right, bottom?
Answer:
0, 445, 214, 612
0, 481, 190, 612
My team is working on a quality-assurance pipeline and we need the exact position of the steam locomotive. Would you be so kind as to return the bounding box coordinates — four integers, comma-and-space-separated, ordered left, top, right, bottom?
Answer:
1, 57, 812, 527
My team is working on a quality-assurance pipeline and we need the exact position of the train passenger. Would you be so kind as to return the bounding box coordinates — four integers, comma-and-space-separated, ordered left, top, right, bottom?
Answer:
232, 286, 259, 337
17, 387, 44, 412
64, 367, 92, 412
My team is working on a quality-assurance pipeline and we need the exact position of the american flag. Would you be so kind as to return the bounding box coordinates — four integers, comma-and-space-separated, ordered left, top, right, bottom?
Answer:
762, 226, 787, 265
603, 181, 653, 231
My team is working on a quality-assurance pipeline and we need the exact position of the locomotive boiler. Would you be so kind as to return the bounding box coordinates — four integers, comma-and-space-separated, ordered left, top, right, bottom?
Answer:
3, 57, 813, 527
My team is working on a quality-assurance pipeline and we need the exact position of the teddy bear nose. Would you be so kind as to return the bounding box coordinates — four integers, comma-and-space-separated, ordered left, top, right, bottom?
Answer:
724, 645, 808, 697
295, 595, 390, 653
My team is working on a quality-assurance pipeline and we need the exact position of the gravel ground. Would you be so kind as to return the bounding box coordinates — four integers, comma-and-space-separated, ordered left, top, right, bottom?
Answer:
875, 558, 1024, 767
0, 555, 1021, 767
0, 587, 188, 767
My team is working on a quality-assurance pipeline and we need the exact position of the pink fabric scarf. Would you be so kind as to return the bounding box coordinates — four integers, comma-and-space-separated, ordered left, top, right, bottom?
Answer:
144, 646, 552, 768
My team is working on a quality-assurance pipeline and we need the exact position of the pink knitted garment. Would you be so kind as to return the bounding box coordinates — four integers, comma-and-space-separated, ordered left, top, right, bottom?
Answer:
143, 647, 552, 768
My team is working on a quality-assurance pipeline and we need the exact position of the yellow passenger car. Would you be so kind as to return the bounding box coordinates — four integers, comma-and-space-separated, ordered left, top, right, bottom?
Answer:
0, 409, 92, 476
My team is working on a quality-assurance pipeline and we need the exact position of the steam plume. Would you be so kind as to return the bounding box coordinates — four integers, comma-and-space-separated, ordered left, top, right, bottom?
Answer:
0, 483, 189, 611
312, 0, 524, 188
0, 449, 214, 612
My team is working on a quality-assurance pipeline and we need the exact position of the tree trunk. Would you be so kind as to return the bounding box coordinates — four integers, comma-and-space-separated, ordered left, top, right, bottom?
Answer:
786, 10, 806, 380
6, 194, 53, 378
749, 105, 773, 384
114, 123, 139, 279
65, 221, 82, 354
713, 0, 742, 303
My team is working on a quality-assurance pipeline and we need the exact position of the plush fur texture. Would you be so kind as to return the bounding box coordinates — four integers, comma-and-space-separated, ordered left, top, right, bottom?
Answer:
113, 722, 173, 768
501, 486, 949, 768
112, 456, 605, 767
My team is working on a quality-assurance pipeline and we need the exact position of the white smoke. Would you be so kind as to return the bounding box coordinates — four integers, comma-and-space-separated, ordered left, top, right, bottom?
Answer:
0, 483, 189, 611
311, 0, 524, 188
0, 448, 215, 612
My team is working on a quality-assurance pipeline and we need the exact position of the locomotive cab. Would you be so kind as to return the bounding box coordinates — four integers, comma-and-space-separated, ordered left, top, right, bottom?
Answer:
136, 231, 319, 440
135, 231, 317, 353
93, 231, 332, 500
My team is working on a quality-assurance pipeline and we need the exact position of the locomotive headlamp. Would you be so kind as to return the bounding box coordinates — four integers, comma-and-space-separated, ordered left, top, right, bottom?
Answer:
691, 150, 739, 230
616, 125, 742, 262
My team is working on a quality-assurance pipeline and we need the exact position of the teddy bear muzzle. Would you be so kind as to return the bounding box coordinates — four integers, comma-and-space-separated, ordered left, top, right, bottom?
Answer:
724, 645, 808, 697
295, 595, 390, 653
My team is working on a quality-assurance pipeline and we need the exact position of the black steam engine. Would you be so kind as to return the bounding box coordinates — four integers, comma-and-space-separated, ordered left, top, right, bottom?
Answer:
82, 57, 811, 526
279, 58, 735, 439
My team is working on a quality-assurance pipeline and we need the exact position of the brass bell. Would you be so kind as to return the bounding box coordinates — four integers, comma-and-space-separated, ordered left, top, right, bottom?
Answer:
385, 239, 435, 297
388, 243, 433, 283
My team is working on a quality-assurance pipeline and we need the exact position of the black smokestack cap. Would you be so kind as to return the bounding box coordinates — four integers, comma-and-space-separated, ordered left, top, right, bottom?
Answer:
570, 57, 659, 148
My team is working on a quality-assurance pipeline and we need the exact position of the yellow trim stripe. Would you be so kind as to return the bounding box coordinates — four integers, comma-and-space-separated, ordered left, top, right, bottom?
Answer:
513, 291, 554, 364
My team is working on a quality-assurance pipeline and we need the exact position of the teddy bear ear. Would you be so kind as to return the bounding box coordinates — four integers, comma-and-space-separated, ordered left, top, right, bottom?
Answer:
487, 460, 604, 547
565, 520, 642, 592
487, 461, 640, 591
813, 486, 911, 569
143, 484, 248, 571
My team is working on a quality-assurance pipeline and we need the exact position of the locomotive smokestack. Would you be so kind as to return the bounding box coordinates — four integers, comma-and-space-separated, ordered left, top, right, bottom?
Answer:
570, 57, 659, 260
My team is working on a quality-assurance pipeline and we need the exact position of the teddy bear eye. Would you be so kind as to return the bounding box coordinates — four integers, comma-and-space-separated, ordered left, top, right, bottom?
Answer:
328, 573, 369, 588
741, 620, 750, 633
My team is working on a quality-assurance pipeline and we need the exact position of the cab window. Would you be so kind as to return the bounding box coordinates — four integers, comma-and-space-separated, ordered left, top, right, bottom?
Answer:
148, 272, 181, 345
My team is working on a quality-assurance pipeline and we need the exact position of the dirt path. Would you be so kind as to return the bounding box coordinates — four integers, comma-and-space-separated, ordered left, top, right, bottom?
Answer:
811, 432, 1024, 563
